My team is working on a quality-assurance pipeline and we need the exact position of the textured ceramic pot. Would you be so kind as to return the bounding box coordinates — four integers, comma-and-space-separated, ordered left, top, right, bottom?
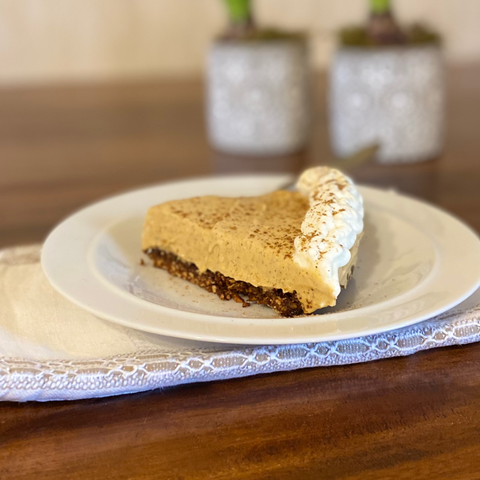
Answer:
329, 45, 445, 164
206, 39, 310, 156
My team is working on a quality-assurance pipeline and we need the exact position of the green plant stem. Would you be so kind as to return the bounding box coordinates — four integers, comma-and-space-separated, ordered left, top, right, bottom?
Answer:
370, 0, 391, 14
223, 0, 251, 25
222, 0, 256, 39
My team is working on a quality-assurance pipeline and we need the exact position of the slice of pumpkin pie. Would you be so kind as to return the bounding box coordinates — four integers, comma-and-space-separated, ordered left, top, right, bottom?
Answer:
142, 167, 364, 317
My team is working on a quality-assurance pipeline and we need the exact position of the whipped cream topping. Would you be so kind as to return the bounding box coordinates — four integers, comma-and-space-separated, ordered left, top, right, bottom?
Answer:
294, 167, 364, 298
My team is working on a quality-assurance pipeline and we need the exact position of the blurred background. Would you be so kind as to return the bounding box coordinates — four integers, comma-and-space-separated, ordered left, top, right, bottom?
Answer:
1, 0, 479, 86
1, 0, 480, 247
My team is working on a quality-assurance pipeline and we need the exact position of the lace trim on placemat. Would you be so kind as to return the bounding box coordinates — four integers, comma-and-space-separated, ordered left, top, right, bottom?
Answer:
1, 245, 480, 402
1, 308, 480, 402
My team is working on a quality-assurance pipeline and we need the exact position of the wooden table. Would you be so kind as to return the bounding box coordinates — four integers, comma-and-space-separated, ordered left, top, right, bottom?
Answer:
1, 65, 480, 479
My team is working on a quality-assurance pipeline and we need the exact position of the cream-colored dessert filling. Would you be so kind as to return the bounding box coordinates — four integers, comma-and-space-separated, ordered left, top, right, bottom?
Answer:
142, 189, 357, 313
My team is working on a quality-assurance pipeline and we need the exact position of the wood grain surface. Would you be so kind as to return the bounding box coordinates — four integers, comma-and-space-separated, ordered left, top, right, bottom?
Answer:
1, 65, 480, 479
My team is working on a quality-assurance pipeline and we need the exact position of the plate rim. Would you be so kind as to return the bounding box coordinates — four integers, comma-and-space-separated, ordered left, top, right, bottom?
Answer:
41, 174, 480, 345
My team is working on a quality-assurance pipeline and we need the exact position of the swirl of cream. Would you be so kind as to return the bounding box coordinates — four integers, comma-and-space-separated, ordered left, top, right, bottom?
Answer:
294, 167, 364, 297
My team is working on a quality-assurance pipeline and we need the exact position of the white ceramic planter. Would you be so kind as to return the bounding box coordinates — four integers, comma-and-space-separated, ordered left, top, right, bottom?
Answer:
329, 45, 445, 164
206, 40, 310, 156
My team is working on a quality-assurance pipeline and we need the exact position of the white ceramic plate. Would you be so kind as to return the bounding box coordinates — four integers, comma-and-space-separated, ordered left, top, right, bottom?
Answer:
42, 175, 480, 345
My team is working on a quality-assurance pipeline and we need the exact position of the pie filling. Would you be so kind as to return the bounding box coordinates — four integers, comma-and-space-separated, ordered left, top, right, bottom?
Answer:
144, 248, 305, 317
142, 167, 364, 317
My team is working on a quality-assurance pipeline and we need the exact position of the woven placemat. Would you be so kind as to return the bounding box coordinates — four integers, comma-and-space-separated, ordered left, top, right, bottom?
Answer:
1, 244, 480, 402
